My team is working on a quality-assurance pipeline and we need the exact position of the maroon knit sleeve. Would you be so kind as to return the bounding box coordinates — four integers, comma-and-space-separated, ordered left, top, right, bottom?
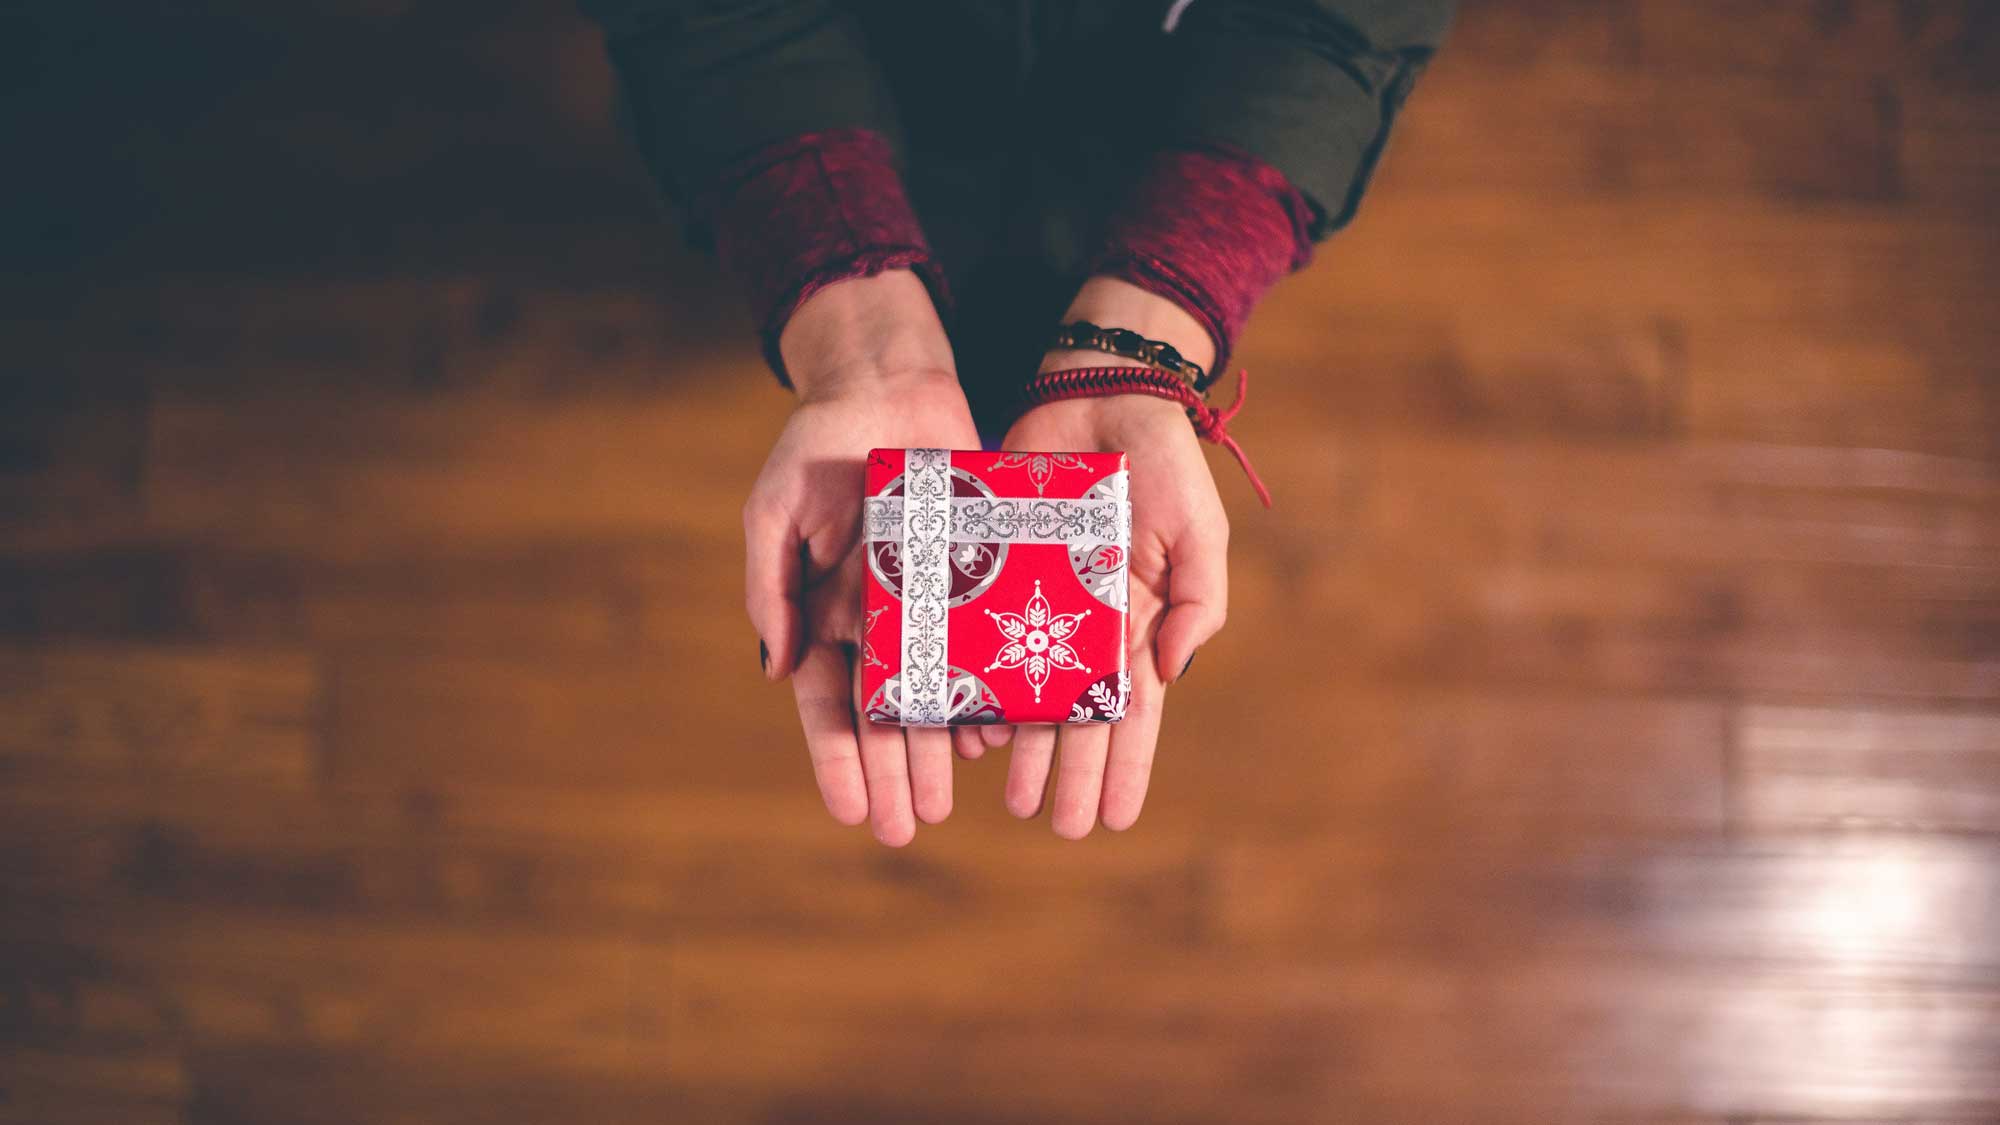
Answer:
703, 128, 948, 386
1086, 145, 1315, 377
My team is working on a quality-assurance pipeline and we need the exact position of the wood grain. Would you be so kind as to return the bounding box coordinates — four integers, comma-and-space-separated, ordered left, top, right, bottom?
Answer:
3, 0, 1998, 1122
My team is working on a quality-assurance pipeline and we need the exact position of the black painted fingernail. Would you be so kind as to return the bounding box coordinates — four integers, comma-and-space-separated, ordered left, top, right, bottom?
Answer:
1179, 651, 1197, 680
759, 639, 770, 674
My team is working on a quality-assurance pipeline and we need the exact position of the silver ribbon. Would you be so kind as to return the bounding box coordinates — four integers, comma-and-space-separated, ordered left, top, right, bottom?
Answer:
897, 449, 954, 725
865, 496, 1132, 545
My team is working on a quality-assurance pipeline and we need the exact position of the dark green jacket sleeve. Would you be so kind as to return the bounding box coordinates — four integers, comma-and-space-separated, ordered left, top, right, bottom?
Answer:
1165, 0, 1454, 240
581, 0, 907, 232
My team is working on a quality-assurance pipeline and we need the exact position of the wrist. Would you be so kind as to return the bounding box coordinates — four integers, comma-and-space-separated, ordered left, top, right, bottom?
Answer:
792, 363, 959, 406
781, 271, 956, 402
1021, 383, 1190, 428
1039, 277, 1216, 376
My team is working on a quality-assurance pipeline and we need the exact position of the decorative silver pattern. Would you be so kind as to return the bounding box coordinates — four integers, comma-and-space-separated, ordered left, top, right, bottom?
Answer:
1068, 470, 1131, 611
865, 666, 1005, 725
866, 468, 1009, 609
863, 496, 1131, 545
897, 449, 953, 725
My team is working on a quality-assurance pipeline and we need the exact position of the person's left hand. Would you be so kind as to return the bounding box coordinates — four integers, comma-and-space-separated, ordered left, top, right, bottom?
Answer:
974, 391, 1230, 837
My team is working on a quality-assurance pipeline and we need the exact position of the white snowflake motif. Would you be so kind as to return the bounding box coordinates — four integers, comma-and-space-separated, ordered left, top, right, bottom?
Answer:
983, 580, 1090, 702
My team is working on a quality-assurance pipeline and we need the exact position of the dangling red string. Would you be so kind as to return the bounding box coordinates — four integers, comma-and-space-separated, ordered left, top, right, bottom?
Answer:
1019, 365, 1274, 508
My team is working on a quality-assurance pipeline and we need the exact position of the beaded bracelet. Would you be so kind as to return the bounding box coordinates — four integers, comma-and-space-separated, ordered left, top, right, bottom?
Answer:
1050, 321, 1212, 394
1021, 365, 1272, 508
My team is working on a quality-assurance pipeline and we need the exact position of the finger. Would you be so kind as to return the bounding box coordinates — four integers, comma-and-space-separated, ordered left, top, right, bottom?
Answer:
980, 723, 1014, 749
857, 717, 918, 846
908, 726, 954, 824
791, 643, 867, 826
1154, 515, 1229, 684
1005, 724, 1058, 819
952, 726, 986, 760
744, 501, 804, 679
852, 660, 916, 847
1101, 670, 1165, 831
1050, 722, 1111, 840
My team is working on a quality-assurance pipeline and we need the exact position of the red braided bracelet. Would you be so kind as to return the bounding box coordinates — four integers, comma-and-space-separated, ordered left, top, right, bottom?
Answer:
1021, 366, 1274, 508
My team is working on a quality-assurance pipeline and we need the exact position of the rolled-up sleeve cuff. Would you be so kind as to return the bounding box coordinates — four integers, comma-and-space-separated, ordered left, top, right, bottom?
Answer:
1087, 145, 1313, 377
705, 129, 948, 386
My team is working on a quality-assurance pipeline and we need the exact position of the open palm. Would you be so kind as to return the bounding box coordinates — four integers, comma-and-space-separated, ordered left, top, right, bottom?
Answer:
984, 393, 1229, 837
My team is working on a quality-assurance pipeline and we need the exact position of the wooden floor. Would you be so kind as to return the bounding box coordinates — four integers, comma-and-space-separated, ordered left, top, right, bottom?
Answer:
4, 2, 1999, 1122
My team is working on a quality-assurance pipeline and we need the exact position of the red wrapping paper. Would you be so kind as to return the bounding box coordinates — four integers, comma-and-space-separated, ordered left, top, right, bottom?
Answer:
861, 448, 1131, 726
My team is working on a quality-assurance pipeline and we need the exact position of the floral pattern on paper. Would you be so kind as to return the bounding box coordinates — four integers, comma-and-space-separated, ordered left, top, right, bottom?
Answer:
991, 452, 1090, 497
1067, 670, 1131, 723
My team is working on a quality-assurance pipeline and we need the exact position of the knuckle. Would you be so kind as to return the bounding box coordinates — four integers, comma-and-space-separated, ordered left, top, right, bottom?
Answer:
796, 694, 851, 728
863, 762, 909, 789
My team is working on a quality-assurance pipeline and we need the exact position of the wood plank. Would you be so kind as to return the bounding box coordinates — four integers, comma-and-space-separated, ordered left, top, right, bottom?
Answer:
0, 644, 320, 788
0, 385, 148, 551
26, 909, 1990, 1122
0, 1048, 187, 1125
1220, 435, 2000, 701
662, 938, 2000, 1121
1444, 0, 1636, 68
0, 542, 195, 640
1163, 688, 1726, 830
0, 276, 749, 399
1391, 64, 1901, 203
1241, 309, 1688, 441
179, 533, 740, 658
0, 780, 1210, 947
1683, 322, 1998, 460
169, 1046, 772, 1125
1733, 703, 2000, 831
1902, 89, 2000, 213
0, 911, 674, 1072
1214, 830, 2000, 980
323, 639, 789, 790
1271, 195, 2000, 333
1630, 1, 2000, 86
144, 388, 771, 548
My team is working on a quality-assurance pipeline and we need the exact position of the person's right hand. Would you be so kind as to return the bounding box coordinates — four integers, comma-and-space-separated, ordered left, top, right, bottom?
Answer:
744, 270, 979, 847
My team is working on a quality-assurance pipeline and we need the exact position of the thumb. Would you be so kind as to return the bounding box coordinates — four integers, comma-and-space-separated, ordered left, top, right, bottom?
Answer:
1153, 516, 1228, 685
743, 501, 804, 679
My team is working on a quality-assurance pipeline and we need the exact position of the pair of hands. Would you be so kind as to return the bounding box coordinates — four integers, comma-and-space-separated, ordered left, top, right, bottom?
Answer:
743, 271, 1230, 845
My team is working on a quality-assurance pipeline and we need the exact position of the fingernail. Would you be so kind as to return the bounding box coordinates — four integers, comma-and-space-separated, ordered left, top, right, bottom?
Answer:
759, 639, 770, 675
1179, 651, 1197, 680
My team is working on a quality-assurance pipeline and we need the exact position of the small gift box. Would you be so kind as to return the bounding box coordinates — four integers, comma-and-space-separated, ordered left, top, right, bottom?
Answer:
861, 448, 1131, 726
